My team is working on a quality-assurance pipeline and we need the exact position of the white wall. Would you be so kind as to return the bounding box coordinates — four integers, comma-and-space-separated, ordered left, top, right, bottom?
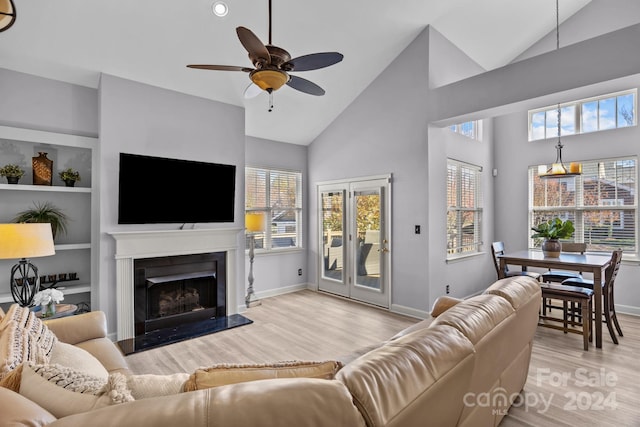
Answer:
245, 136, 309, 297
98, 74, 246, 330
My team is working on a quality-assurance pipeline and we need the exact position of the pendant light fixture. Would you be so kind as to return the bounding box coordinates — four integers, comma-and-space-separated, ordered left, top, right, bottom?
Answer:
0, 0, 16, 32
539, 0, 582, 179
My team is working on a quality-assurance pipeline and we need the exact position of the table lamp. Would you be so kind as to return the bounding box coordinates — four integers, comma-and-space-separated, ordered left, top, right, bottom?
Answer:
0, 223, 55, 306
245, 212, 265, 307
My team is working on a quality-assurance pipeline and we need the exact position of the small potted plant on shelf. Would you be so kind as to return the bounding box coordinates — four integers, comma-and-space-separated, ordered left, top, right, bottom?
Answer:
32, 288, 64, 318
13, 201, 69, 240
0, 164, 25, 184
58, 168, 81, 187
531, 218, 575, 257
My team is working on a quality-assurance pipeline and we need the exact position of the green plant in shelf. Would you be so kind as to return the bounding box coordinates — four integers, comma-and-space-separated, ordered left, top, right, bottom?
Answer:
59, 168, 81, 182
531, 218, 575, 240
13, 201, 69, 239
0, 164, 25, 178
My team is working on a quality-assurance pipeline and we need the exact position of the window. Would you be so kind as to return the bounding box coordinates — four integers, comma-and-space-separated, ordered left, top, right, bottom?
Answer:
245, 167, 302, 250
449, 120, 483, 141
447, 159, 483, 258
528, 156, 637, 253
529, 89, 636, 141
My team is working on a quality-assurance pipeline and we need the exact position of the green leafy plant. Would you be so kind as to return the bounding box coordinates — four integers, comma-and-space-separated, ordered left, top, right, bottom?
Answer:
13, 201, 69, 239
0, 164, 25, 178
531, 218, 575, 240
59, 168, 81, 182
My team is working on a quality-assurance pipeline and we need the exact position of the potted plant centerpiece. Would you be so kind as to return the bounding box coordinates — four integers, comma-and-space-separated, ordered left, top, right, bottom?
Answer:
0, 164, 25, 184
59, 168, 81, 187
531, 218, 575, 257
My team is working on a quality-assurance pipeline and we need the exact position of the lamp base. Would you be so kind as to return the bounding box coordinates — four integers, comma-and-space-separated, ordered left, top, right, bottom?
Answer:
10, 258, 40, 307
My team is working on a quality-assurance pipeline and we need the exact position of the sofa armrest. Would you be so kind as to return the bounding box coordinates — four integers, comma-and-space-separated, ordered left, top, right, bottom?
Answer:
49, 378, 366, 427
44, 311, 107, 345
430, 296, 463, 317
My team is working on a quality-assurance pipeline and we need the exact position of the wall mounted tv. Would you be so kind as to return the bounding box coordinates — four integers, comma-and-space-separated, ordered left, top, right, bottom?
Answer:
118, 153, 236, 224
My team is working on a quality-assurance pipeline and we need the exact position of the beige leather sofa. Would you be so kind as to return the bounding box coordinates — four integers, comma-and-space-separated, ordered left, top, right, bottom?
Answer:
0, 276, 541, 427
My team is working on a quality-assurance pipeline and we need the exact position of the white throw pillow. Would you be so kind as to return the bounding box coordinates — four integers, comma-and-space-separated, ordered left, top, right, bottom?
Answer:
49, 341, 109, 381
127, 373, 190, 399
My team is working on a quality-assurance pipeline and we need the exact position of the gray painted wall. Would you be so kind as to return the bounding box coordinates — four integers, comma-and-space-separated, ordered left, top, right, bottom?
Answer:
245, 136, 309, 296
0, 68, 98, 136
308, 27, 497, 317
98, 74, 246, 329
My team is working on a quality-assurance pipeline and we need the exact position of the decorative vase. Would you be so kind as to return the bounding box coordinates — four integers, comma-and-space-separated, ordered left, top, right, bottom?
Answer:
541, 238, 562, 257
42, 302, 56, 318
32, 152, 53, 186
64, 179, 76, 187
6, 176, 19, 184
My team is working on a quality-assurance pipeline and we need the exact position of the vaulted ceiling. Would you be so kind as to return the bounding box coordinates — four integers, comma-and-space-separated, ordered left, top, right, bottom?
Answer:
0, 0, 596, 144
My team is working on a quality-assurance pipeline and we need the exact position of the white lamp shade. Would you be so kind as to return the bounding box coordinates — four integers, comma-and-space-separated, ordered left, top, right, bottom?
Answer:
245, 212, 265, 233
0, 223, 56, 259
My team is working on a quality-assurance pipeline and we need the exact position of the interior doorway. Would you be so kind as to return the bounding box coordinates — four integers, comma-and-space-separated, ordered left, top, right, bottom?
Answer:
317, 176, 391, 308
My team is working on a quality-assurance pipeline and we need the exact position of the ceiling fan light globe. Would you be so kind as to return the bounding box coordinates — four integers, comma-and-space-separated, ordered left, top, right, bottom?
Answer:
0, 0, 16, 32
250, 69, 289, 92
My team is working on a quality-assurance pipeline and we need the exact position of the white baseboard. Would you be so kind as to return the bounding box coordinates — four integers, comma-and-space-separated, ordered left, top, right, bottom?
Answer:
390, 303, 429, 320
616, 304, 640, 317
237, 283, 311, 313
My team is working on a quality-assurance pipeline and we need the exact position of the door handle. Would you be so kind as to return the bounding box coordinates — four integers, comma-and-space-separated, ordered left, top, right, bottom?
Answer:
378, 247, 389, 253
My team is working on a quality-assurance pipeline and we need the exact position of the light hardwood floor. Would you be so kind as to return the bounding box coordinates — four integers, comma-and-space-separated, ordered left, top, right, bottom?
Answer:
125, 290, 640, 426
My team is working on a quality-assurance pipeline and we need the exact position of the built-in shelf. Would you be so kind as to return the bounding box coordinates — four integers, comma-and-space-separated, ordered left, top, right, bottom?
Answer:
0, 183, 91, 193
0, 283, 91, 304
55, 243, 91, 251
0, 125, 98, 311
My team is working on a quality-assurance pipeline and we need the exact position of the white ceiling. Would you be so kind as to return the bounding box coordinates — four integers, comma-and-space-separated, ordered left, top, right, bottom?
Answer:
0, 0, 593, 145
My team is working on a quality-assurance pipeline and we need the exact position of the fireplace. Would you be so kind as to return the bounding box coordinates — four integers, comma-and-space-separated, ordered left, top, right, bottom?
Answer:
134, 252, 227, 337
110, 228, 252, 355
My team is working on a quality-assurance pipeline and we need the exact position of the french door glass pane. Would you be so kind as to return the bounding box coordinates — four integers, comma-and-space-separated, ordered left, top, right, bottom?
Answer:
321, 191, 344, 282
354, 190, 381, 290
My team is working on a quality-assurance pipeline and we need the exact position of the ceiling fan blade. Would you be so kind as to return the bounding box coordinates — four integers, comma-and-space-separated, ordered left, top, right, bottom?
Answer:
244, 83, 262, 99
284, 52, 344, 71
187, 65, 253, 72
236, 26, 271, 65
286, 75, 325, 96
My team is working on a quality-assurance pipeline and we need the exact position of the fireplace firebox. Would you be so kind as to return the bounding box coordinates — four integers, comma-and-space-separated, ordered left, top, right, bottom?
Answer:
117, 251, 252, 354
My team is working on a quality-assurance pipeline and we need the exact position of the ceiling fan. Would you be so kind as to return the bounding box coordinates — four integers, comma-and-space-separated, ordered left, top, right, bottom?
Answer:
187, 0, 343, 110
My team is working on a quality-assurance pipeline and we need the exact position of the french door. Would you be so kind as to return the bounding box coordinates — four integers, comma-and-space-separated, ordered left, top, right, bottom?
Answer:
317, 176, 391, 308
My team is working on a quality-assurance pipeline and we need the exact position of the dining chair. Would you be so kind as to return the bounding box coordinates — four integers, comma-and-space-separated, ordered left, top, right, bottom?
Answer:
538, 282, 593, 351
491, 242, 541, 281
562, 249, 623, 345
540, 242, 587, 315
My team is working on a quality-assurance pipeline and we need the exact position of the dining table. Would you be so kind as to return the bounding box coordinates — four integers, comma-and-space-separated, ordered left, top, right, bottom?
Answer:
497, 250, 613, 349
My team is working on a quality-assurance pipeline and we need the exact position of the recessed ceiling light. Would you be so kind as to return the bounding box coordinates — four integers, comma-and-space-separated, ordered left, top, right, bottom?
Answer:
212, 1, 228, 17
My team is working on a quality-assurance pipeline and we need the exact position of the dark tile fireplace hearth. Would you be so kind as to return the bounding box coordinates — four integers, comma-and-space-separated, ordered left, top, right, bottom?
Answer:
117, 252, 252, 355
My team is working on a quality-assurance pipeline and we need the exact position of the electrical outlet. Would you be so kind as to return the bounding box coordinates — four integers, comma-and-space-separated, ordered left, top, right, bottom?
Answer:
298, 268, 302, 276
446, 285, 450, 294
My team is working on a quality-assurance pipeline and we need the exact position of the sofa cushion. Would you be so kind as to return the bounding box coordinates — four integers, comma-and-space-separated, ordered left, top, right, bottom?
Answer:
183, 360, 343, 391
430, 294, 514, 345
49, 341, 109, 381
0, 385, 56, 426
337, 325, 475, 427
0, 305, 57, 380
6, 363, 132, 418
484, 276, 541, 310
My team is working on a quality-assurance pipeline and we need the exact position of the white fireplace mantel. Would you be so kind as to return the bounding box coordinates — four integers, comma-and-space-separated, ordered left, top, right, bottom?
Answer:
110, 228, 242, 341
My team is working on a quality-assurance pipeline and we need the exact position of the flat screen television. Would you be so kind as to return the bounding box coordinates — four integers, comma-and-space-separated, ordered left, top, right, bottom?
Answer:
118, 153, 236, 224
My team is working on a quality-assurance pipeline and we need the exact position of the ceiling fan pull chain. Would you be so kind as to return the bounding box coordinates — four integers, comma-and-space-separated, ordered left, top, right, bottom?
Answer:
268, 91, 274, 112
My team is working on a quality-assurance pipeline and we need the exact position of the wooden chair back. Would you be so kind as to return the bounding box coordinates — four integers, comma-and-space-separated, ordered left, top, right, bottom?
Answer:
561, 242, 587, 254
491, 241, 506, 278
